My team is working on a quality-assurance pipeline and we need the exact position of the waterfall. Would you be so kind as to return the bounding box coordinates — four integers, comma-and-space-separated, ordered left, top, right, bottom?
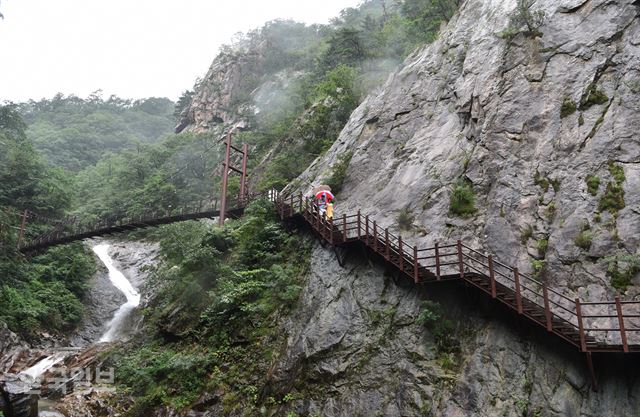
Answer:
92, 244, 141, 343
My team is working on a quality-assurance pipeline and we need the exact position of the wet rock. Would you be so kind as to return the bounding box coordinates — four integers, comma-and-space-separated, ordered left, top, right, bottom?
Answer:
0, 374, 38, 417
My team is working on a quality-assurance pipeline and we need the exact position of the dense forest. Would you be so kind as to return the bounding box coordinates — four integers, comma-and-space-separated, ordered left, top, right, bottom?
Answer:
18, 94, 175, 171
0, 0, 463, 415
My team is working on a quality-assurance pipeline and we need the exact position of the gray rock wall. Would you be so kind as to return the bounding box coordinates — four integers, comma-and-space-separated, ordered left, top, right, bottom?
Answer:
295, 0, 639, 305
280, 0, 640, 415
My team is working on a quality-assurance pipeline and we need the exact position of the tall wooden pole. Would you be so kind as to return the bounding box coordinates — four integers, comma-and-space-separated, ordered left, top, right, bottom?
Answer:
219, 132, 232, 226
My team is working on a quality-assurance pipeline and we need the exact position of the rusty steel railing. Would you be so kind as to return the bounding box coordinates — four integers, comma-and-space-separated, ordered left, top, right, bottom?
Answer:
272, 191, 640, 355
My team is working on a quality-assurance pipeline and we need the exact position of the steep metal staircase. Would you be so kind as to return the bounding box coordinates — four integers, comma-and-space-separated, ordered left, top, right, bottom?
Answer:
273, 192, 640, 390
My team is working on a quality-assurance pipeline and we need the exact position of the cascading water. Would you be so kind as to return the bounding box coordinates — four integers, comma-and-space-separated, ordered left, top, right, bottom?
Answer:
92, 243, 141, 342
20, 352, 66, 380
19, 243, 141, 385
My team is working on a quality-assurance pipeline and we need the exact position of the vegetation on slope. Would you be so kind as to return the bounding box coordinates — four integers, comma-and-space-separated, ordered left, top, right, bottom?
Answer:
112, 199, 310, 416
0, 105, 96, 339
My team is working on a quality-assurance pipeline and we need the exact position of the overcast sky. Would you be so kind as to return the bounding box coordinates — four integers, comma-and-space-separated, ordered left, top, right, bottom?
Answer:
0, 0, 361, 103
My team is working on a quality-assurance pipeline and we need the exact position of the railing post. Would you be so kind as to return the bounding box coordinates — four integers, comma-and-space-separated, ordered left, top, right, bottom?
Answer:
398, 235, 404, 272
457, 240, 464, 279
299, 193, 303, 213
543, 282, 553, 331
385, 229, 390, 261
434, 242, 441, 280
329, 216, 334, 245
357, 210, 361, 240
488, 255, 496, 298
413, 245, 419, 284
615, 296, 629, 353
365, 215, 370, 246
373, 221, 378, 252
289, 194, 294, 217
576, 298, 587, 352
17, 209, 28, 249
514, 267, 523, 314
279, 196, 284, 220
342, 214, 347, 241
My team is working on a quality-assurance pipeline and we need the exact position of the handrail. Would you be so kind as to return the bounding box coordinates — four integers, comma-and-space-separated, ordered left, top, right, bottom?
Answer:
274, 191, 640, 353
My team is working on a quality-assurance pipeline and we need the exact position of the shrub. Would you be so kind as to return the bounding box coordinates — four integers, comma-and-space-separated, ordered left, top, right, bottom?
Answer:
580, 83, 609, 109
534, 171, 549, 192
599, 182, 625, 213
416, 300, 460, 357
546, 202, 556, 221
324, 151, 353, 194
608, 162, 625, 183
449, 181, 476, 217
598, 163, 625, 213
537, 237, 548, 256
575, 230, 592, 251
531, 259, 545, 278
520, 225, 533, 244
560, 97, 577, 118
499, 0, 546, 39
586, 175, 600, 196
397, 208, 414, 231
606, 254, 640, 292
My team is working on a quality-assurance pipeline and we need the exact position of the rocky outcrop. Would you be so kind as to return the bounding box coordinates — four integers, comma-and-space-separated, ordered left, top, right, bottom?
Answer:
0, 374, 38, 417
274, 0, 640, 415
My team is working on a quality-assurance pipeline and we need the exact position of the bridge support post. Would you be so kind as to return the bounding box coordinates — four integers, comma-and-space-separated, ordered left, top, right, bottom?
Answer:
585, 352, 598, 392
17, 210, 28, 249
219, 133, 232, 226
219, 132, 249, 226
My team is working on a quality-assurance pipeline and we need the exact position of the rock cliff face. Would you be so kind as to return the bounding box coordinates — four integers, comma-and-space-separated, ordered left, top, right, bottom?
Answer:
272, 0, 640, 415
296, 0, 640, 302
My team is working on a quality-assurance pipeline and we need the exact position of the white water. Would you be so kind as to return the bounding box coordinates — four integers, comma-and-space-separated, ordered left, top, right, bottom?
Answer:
92, 243, 141, 343
20, 352, 66, 380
